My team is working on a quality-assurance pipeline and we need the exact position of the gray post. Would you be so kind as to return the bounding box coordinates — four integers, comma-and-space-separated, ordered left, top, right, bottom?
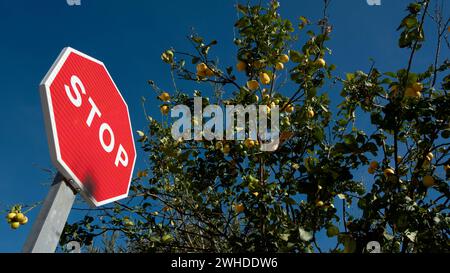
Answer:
22, 172, 77, 253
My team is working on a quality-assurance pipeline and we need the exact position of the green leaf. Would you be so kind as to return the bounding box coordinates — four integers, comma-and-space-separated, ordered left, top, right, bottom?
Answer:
280, 233, 290, 241
346, 73, 355, 81
289, 50, 303, 63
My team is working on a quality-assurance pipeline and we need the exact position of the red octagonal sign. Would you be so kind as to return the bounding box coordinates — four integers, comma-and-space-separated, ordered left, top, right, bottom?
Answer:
40, 47, 136, 206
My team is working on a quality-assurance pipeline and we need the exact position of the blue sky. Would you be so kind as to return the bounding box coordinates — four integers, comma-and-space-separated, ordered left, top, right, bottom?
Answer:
0, 0, 447, 252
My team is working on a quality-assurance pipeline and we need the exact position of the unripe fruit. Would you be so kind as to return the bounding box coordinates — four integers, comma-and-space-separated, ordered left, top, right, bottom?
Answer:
282, 116, 291, 126
326, 226, 339, 237
279, 54, 289, 63
236, 61, 246, 72
259, 72, 271, 85
423, 175, 435, 187
247, 80, 260, 91
275, 62, 284, 70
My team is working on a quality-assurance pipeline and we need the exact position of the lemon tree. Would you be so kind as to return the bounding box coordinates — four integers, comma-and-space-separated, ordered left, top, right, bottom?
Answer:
9, 0, 449, 253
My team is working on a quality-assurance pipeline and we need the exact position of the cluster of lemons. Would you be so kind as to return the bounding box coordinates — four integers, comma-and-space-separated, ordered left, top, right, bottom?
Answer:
159, 92, 171, 115
6, 210, 28, 230
158, 51, 325, 120
215, 141, 231, 154
390, 81, 424, 99
367, 152, 445, 188
196, 62, 215, 78
238, 54, 320, 118
241, 54, 290, 91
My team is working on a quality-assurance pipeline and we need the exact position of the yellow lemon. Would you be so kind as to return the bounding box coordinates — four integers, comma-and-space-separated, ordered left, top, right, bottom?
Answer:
244, 138, 255, 149
196, 62, 208, 73
284, 104, 294, 113
159, 92, 170, 102
160, 105, 170, 115
15, 213, 25, 223
259, 72, 271, 85
316, 58, 326, 68
7, 213, 16, 220
10, 222, 20, 229
20, 216, 28, 225
275, 62, 284, 70
383, 168, 395, 177
247, 80, 260, 91
279, 54, 289, 63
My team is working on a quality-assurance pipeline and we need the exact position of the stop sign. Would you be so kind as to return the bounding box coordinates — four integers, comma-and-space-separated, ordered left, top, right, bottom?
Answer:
39, 47, 136, 206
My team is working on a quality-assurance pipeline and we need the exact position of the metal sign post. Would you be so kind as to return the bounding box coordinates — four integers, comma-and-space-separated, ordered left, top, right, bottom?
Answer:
22, 173, 77, 253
